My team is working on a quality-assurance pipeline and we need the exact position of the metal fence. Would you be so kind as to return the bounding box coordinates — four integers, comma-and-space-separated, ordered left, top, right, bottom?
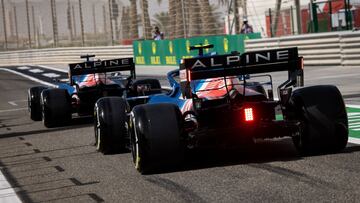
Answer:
265, 0, 360, 37
245, 30, 360, 67
0, 0, 234, 51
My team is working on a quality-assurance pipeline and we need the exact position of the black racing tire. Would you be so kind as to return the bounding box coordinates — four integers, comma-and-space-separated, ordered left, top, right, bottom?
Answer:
132, 79, 162, 96
28, 86, 47, 121
130, 103, 184, 174
41, 89, 72, 128
94, 97, 128, 154
288, 85, 348, 155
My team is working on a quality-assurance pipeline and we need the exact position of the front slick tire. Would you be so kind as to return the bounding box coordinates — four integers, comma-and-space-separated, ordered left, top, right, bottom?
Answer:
131, 103, 184, 174
94, 97, 128, 154
289, 85, 348, 155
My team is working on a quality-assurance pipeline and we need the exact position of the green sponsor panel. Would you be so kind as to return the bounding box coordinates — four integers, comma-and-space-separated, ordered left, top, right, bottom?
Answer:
347, 107, 360, 139
133, 33, 262, 65
133, 40, 152, 65
163, 40, 177, 65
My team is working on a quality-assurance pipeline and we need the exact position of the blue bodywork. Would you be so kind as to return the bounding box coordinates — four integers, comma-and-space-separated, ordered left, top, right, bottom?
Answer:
146, 70, 189, 110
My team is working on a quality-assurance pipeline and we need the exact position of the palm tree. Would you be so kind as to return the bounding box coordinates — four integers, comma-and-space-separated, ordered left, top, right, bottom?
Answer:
188, 0, 202, 37
129, 0, 138, 39
121, 6, 130, 39
168, 0, 177, 38
199, 0, 216, 35
175, 0, 185, 38
140, 0, 152, 39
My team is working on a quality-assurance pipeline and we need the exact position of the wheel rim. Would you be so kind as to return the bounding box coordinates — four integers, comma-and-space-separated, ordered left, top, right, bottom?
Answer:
95, 107, 101, 151
130, 115, 140, 169
27, 94, 31, 114
96, 127, 101, 151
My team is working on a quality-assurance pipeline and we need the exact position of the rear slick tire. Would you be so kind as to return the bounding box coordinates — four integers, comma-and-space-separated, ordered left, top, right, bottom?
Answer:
28, 86, 47, 121
41, 89, 71, 128
289, 85, 348, 155
94, 97, 128, 154
131, 103, 184, 174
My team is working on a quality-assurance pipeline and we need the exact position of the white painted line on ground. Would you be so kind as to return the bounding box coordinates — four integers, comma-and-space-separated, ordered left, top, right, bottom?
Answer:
37, 65, 67, 73
0, 171, 21, 203
0, 108, 27, 113
8, 100, 27, 103
348, 137, 360, 145
348, 113, 360, 116
346, 104, 360, 108
28, 69, 43, 73
0, 68, 57, 88
353, 128, 360, 131
7, 102, 17, 106
348, 115, 360, 118
349, 118, 360, 123
42, 73, 60, 78
17, 66, 30, 70
349, 124, 360, 128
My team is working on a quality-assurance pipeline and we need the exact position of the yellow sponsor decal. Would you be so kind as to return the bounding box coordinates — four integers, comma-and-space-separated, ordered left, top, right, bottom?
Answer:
169, 41, 173, 54
165, 56, 177, 65
186, 40, 191, 54
135, 56, 145, 64
204, 39, 210, 53
150, 56, 161, 64
223, 37, 229, 53
138, 42, 142, 55
152, 42, 157, 54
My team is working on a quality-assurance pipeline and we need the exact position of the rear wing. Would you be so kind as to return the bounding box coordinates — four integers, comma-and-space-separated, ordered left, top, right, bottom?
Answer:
180, 47, 303, 98
68, 57, 135, 85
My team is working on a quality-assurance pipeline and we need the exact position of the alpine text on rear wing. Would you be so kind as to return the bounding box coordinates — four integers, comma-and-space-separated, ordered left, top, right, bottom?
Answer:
69, 57, 135, 77
180, 47, 304, 99
181, 47, 302, 81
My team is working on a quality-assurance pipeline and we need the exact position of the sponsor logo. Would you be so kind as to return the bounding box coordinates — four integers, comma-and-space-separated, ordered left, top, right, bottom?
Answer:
169, 41, 173, 54
138, 42, 142, 55
72, 58, 131, 70
186, 40, 191, 54
189, 49, 290, 69
223, 38, 229, 53
204, 39, 210, 53
152, 42, 157, 54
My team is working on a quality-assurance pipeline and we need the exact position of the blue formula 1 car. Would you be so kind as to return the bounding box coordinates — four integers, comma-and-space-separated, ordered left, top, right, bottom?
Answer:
94, 45, 348, 174
27, 55, 163, 128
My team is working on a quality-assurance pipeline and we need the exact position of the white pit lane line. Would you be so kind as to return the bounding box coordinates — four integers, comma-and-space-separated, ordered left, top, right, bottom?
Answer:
17, 66, 30, 70
7, 100, 27, 106
0, 171, 21, 203
8, 102, 17, 106
36, 65, 67, 73
42, 73, 60, 78
0, 68, 57, 88
28, 69, 43, 73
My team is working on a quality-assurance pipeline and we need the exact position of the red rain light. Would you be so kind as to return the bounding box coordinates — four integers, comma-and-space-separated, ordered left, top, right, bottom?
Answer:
244, 108, 254, 121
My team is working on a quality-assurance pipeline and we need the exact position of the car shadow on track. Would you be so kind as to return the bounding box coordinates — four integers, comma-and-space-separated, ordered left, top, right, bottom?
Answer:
0, 118, 93, 139
148, 138, 360, 175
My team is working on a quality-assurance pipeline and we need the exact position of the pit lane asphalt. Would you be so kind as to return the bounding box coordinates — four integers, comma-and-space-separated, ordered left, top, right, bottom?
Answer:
1, 67, 360, 202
